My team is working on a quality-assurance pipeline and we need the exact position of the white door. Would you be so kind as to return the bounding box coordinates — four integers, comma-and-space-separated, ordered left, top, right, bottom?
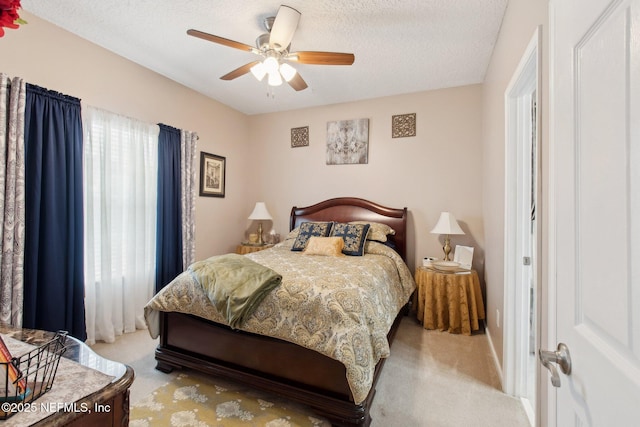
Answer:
549, 0, 640, 425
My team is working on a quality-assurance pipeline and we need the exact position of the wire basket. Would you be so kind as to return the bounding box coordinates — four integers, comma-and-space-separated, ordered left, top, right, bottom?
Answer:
0, 331, 68, 419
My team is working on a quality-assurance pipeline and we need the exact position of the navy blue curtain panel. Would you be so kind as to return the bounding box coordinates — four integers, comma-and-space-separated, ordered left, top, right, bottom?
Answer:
23, 84, 86, 341
155, 124, 183, 293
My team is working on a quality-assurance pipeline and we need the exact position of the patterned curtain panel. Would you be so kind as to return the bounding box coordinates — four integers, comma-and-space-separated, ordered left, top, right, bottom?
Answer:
0, 74, 26, 328
180, 130, 197, 268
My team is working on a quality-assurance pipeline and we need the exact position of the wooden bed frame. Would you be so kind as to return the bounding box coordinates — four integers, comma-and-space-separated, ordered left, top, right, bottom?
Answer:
154, 197, 410, 426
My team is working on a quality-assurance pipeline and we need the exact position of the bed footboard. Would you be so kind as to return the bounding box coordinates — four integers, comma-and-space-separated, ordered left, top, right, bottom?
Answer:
155, 308, 406, 427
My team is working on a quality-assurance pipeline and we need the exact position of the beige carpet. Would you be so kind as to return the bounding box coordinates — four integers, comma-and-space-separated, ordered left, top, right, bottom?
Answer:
91, 317, 530, 426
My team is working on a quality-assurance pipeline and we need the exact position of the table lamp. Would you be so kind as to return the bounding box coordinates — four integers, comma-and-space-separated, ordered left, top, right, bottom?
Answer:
430, 212, 465, 261
248, 202, 273, 245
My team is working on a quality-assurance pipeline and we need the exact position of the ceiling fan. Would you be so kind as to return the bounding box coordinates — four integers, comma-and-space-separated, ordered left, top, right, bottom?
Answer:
187, 5, 355, 91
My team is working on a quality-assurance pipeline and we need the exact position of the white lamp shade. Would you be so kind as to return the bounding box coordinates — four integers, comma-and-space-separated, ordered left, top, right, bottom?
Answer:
248, 202, 273, 220
430, 212, 465, 235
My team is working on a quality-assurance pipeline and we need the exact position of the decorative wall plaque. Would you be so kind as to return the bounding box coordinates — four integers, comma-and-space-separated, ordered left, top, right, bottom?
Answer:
392, 113, 416, 138
291, 126, 309, 147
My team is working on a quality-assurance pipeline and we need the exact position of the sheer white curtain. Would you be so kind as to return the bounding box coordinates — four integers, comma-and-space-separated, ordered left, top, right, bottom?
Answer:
83, 106, 159, 344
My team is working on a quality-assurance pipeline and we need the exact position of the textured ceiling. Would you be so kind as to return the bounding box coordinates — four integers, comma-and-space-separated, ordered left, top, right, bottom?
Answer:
21, 0, 507, 115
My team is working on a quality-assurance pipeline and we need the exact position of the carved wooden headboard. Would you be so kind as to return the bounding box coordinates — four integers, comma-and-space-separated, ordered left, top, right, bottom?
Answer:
290, 197, 408, 261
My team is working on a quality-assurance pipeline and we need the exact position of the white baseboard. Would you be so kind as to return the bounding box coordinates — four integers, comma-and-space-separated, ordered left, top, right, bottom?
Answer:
484, 322, 504, 391
520, 396, 535, 427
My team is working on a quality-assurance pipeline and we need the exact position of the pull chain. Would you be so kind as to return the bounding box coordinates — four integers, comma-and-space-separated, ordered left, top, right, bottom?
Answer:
266, 86, 275, 99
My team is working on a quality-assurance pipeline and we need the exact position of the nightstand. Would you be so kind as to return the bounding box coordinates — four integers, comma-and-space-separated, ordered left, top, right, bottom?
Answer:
235, 243, 274, 255
414, 266, 485, 335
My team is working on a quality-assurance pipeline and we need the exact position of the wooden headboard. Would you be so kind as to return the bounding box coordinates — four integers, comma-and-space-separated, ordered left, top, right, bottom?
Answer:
289, 197, 408, 261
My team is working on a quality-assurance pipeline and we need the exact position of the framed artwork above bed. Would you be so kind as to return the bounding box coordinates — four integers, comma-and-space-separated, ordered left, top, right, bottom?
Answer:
199, 151, 225, 198
326, 118, 369, 165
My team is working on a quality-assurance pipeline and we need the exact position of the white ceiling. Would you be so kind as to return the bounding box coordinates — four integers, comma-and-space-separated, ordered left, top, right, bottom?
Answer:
21, 0, 507, 116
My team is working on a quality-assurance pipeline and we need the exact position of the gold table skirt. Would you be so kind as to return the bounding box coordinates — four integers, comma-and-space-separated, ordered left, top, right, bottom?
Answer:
415, 267, 486, 335
235, 244, 274, 255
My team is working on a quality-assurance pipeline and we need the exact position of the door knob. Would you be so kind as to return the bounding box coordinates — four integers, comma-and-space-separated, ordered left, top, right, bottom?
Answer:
539, 343, 572, 387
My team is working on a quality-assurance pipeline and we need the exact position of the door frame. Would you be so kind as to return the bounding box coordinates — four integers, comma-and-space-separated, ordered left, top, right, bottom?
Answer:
503, 26, 542, 426
546, 5, 558, 427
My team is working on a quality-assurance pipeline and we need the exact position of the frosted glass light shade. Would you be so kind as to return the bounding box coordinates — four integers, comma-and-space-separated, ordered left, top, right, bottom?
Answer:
430, 212, 465, 235
267, 71, 283, 86
248, 202, 272, 220
250, 62, 267, 81
263, 57, 279, 74
279, 63, 297, 82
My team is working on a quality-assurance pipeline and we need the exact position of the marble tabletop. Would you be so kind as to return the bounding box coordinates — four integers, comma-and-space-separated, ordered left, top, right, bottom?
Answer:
0, 325, 134, 426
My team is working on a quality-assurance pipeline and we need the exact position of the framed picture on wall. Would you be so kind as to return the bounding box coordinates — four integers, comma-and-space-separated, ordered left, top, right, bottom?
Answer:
199, 151, 226, 197
326, 118, 369, 165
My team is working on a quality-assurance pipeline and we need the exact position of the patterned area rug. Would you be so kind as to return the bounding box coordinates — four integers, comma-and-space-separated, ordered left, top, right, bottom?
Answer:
129, 373, 331, 426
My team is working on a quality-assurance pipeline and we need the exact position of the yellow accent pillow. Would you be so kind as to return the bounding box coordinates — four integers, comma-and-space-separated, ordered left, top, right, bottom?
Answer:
302, 236, 345, 256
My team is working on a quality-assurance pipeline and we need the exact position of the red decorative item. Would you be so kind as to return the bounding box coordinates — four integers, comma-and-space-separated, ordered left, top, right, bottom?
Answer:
0, 0, 24, 37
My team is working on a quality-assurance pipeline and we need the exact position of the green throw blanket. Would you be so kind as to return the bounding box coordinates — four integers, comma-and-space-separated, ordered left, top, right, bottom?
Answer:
188, 253, 282, 329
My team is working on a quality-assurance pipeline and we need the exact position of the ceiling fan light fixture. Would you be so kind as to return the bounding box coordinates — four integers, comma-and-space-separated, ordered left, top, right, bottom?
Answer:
267, 70, 283, 86
250, 62, 267, 81
279, 62, 297, 82
187, 5, 352, 93
263, 56, 279, 74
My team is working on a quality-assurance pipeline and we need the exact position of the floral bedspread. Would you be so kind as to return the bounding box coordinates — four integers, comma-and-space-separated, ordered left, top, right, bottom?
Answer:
144, 240, 415, 404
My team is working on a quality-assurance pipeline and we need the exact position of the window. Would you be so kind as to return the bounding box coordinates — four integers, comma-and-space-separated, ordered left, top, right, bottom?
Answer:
82, 106, 159, 344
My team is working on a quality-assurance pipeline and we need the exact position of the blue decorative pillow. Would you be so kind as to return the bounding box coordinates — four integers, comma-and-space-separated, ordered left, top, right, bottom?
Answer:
291, 221, 333, 251
330, 222, 370, 256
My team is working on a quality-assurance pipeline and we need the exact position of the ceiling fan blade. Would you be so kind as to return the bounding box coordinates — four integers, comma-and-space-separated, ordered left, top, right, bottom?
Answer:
269, 5, 301, 51
187, 29, 259, 54
287, 51, 355, 66
287, 73, 308, 91
220, 61, 262, 81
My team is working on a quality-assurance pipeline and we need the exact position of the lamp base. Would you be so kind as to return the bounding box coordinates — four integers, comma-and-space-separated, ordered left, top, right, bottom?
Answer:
257, 222, 264, 246
443, 235, 452, 261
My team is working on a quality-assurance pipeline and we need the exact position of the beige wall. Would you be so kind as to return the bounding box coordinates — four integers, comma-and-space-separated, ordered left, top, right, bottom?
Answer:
1, 11, 251, 260
2, 12, 485, 276
481, 0, 549, 392
247, 86, 485, 273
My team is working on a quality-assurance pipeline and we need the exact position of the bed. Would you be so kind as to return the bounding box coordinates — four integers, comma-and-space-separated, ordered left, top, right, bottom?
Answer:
144, 197, 415, 426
